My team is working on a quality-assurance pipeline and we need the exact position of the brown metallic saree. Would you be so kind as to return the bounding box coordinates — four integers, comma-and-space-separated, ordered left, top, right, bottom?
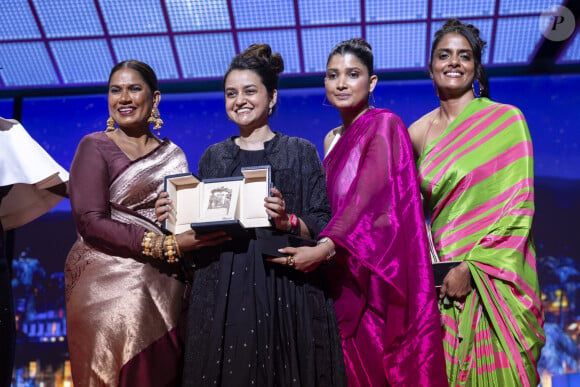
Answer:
65, 132, 188, 386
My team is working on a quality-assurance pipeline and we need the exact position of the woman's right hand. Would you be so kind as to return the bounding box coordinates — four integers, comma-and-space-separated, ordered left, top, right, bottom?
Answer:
155, 191, 172, 223
176, 230, 231, 253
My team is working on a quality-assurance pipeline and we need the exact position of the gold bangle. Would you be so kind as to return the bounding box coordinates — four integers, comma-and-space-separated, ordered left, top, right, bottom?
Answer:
142, 231, 155, 256
173, 235, 182, 258
162, 234, 179, 263
153, 235, 164, 259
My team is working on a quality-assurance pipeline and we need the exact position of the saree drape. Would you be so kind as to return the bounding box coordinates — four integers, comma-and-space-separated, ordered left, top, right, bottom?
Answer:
417, 98, 545, 386
321, 108, 447, 386
65, 134, 188, 386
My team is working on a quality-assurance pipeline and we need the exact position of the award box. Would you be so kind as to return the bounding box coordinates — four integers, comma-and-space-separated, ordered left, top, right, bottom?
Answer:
433, 261, 461, 288
163, 165, 272, 236
255, 229, 317, 258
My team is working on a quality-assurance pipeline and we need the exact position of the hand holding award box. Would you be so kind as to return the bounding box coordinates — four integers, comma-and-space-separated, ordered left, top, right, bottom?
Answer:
163, 165, 272, 237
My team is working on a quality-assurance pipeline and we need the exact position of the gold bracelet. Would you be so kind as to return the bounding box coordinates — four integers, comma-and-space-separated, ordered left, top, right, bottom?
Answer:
163, 234, 179, 263
141, 231, 155, 256
173, 235, 182, 258
153, 235, 164, 259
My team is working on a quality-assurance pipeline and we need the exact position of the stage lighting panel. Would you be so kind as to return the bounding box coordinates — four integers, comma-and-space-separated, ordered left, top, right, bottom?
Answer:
432, 0, 494, 18
0, 43, 59, 87
99, 0, 167, 35
298, 0, 360, 25
429, 19, 492, 64
493, 17, 542, 64
0, 0, 577, 91
367, 23, 427, 70
237, 30, 301, 74
232, 0, 295, 28
32, 0, 103, 38
0, 0, 41, 40
112, 37, 179, 80
175, 33, 235, 78
499, 0, 566, 15
50, 39, 113, 84
558, 31, 580, 64
366, 0, 427, 22
301, 26, 361, 73
165, 0, 231, 32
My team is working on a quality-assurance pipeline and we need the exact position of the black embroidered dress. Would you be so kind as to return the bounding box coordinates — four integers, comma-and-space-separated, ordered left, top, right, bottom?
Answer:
182, 133, 346, 386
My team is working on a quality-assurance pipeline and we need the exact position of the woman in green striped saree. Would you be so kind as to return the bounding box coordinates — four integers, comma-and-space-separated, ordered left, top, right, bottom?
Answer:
409, 19, 545, 386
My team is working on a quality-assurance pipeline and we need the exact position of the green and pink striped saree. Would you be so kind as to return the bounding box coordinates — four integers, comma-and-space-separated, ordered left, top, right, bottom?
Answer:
418, 98, 545, 386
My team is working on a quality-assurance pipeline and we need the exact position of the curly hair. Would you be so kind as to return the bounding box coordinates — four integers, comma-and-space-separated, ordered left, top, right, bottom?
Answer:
430, 18, 489, 98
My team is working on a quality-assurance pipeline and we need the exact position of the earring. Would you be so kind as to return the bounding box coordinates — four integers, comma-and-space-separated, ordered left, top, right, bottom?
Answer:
147, 107, 163, 131
432, 80, 439, 98
268, 107, 273, 115
368, 92, 376, 108
106, 117, 115, 132
472, 80, 482, 98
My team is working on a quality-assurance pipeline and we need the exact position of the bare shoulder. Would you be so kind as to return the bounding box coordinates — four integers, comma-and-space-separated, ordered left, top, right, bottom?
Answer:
408, 108, 439, 157
409, 109, 438, 142
323, 126, 341, 155
409, 109, 438, 135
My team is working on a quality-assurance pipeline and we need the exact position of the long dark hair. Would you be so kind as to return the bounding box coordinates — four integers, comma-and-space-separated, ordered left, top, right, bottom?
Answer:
430, 18, 489, 98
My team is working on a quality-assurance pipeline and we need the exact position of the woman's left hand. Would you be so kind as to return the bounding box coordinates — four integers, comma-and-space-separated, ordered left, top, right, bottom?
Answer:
264, 187, 291, 231
267, 245, 327, 273
440, 261, 473, 301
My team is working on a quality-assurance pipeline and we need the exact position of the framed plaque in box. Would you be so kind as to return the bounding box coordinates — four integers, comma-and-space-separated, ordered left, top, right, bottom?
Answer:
163, 165, 272, 236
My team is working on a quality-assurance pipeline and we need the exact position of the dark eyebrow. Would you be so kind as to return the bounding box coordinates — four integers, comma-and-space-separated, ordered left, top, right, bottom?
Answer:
326, 67, 362, 72
225, 84, 257, 91
436, 48, 473, 54
109, 83, 143, 88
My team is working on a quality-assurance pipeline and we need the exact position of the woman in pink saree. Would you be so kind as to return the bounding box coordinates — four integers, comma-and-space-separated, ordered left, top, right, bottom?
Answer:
65, 60, 228, 386
273, 39, 447, 386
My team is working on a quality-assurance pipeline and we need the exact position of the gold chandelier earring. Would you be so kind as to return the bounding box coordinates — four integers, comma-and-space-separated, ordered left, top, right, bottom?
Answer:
147, 107, 163, 131
106, 117, 116, 132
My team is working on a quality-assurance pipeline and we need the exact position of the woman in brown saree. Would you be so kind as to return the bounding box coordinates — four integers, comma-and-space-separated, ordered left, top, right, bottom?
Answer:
65, 60, 228, 386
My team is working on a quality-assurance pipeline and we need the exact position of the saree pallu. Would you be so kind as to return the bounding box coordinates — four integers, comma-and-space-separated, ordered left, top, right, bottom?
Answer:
418, 98, 545, 386
65, 143, 187, 386
320, 108, 447, 386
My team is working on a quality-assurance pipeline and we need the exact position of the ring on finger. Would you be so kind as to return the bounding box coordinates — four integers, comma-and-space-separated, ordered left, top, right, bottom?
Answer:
286, 255, 295, 266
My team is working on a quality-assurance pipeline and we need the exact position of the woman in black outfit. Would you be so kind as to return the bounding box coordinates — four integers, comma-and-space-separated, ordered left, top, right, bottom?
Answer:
157, 44, 346, 386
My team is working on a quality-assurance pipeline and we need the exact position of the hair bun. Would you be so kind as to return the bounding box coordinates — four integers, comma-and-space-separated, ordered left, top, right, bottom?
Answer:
241, 43, 284, 74
349, 38, 372, 52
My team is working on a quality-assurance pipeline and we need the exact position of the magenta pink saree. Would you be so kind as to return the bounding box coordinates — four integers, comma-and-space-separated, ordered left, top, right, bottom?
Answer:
320, 108, 447, 386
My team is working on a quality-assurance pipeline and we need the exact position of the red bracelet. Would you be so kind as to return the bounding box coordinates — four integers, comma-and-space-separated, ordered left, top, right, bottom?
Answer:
289, 214, 298, 227
288, 214, 299, 234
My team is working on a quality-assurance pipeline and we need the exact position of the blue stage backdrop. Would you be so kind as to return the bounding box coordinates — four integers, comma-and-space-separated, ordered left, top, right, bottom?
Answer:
10, 73, 580, 384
